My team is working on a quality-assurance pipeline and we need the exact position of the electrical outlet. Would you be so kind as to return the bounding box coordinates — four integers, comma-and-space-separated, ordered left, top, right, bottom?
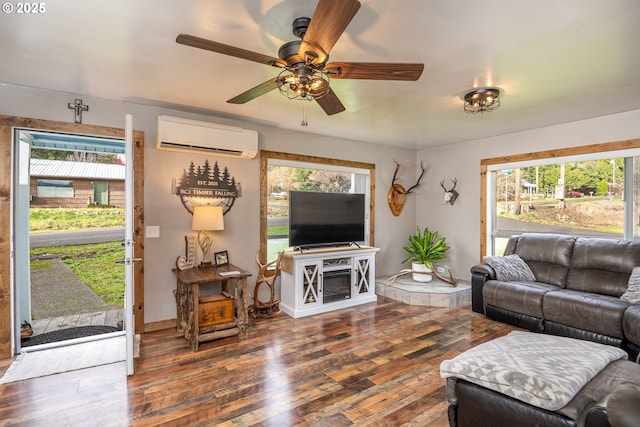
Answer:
436, 266, 446, 274
145, 226, 160, 238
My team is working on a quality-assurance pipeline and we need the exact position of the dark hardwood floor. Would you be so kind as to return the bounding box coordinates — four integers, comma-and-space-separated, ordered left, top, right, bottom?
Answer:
0, 298, 516, 426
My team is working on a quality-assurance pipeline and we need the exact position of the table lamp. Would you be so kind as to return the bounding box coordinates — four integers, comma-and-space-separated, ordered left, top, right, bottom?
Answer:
191, 205, 224, 267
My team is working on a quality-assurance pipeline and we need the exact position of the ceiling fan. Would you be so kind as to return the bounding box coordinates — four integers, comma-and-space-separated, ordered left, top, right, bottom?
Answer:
176, 0, 424, 115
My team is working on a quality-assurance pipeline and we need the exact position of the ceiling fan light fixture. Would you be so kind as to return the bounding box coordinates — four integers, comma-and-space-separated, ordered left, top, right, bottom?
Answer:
277, 68, 330, 101
464, 87, 501, 114
177, 1, 421, 116
309, 77, 329, 95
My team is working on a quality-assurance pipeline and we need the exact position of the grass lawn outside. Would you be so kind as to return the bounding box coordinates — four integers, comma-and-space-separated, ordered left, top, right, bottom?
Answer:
30, 207, 124, 232
30, 207, 125, 307
31, 242, 125, 307
500, 198, 624, 235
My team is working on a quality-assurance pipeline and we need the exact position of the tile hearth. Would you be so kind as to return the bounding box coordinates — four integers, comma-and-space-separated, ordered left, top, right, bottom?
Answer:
375, 275, 471, 307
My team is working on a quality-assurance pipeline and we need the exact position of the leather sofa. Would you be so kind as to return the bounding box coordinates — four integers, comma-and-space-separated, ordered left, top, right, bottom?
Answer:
470, 233, 640, 361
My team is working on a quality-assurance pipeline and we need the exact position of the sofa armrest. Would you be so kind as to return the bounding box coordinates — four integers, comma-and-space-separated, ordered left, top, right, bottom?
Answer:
470, 263, 496, 314
607, 383, 640, 427
583, 396, 612, 427
623, 305, 640, 361
583, 383, 640, 427
471, 263, 496, 279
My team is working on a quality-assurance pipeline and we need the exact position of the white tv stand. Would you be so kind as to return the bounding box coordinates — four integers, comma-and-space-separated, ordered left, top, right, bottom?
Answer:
280, 246, 379, 318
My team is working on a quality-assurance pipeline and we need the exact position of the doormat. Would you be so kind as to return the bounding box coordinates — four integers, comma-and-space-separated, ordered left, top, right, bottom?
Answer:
0, 336, 125, 384
21, 325, 120, 347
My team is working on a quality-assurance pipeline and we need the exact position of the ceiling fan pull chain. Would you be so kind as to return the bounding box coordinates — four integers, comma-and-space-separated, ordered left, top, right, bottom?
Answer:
301, 103, 308, 126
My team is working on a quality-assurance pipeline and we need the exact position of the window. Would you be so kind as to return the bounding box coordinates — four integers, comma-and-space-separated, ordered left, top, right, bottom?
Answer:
260, 150, 375, 261
36, 179, 74, 198
480, 139, 640, 257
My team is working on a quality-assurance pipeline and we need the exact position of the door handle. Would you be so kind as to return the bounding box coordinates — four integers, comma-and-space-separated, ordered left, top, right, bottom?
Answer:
116, 258, 143, 264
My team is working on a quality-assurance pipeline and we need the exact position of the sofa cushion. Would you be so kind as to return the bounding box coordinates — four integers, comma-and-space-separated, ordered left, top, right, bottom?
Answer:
566, 237, 640, 297
483, 254, 536, 281
543, 289, 629, 339
484, 280, 558, 318
510, 233, 576, 287
623, 305, 640, 347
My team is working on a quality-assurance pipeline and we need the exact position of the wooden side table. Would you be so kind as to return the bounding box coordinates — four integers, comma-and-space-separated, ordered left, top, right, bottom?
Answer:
173, 264, 251, 351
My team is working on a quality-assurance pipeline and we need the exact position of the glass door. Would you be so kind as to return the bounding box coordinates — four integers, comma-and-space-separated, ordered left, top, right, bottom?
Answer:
12, 134, 31, 345
124, 114, 135, 375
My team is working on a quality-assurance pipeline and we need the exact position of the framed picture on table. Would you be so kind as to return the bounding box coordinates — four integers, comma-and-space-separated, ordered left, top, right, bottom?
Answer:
214, 250, 229, 266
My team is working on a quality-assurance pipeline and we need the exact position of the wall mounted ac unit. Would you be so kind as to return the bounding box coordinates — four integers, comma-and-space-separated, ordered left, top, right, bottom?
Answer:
156, 115, 258, 159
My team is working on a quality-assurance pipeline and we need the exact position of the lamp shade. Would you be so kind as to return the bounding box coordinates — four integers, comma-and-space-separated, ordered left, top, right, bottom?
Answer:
191, 206, 224, 231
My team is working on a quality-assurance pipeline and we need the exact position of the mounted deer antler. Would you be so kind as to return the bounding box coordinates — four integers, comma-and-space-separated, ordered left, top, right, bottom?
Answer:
441, 177, 459, 205
388, 160, 429, 216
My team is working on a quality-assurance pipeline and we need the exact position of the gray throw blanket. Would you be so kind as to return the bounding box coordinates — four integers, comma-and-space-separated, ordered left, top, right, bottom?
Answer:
440, 331, 627, 410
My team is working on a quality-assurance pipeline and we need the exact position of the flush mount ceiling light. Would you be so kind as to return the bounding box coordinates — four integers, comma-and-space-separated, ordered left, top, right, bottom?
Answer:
463, 87, 501, 114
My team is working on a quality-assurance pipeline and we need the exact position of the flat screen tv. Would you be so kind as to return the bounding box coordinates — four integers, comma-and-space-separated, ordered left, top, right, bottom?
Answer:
289, 191, 365, 248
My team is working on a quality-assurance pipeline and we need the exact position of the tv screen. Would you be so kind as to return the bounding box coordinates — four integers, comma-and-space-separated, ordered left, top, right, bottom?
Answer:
289, 191, 365, 247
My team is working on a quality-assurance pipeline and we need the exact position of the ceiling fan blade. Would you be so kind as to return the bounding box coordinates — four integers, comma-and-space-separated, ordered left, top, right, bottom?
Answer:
227, 78, 281, 104
177, 34, 285, 67
315, 87, 345, 115
325, 62, 424, 81
299, 0, 361, 65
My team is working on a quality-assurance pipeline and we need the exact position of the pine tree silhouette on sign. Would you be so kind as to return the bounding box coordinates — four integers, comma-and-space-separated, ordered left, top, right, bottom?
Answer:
175, 160, 242, 214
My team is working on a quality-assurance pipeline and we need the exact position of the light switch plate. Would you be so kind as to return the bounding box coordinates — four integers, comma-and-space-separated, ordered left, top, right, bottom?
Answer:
146, 225, 160, 238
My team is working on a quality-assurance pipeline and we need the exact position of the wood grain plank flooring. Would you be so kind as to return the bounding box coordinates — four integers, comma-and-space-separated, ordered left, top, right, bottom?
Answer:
0, 298, 517, 426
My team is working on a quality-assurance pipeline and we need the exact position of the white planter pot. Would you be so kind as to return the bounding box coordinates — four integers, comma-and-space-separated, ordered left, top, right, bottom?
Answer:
412, 262, 433, 282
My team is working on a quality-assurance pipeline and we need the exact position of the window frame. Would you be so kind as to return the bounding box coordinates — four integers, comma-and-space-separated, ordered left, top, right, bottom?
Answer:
480, 138, 640, 259
259, 150, 375, 262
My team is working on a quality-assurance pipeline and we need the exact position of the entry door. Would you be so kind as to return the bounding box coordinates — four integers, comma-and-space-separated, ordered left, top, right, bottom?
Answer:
124, 114, 135, 375
4, 115, 144, 362
11, 124, 136, 375
13, 136, 31, 340
93, 181, 108, 205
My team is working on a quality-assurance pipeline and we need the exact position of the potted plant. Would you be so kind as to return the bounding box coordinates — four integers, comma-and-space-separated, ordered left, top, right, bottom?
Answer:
402, 226, 450, 282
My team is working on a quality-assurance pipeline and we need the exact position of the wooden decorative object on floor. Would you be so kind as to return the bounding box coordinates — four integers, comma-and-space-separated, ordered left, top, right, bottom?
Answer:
250, 252, 282, 317
387, 265, 458, 287
20, 321, 33, 338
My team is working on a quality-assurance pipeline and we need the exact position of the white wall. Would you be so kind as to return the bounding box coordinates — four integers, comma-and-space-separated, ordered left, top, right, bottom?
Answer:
417, 109, 640, 277
0, 84, 419, 325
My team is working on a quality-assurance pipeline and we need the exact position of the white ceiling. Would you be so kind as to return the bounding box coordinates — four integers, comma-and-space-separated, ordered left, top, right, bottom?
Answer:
2, 0, 639, 150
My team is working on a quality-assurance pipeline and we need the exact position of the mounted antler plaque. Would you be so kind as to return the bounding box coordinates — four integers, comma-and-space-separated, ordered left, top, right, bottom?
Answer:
441, 178, 459, 205
387, 160, 428, 216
